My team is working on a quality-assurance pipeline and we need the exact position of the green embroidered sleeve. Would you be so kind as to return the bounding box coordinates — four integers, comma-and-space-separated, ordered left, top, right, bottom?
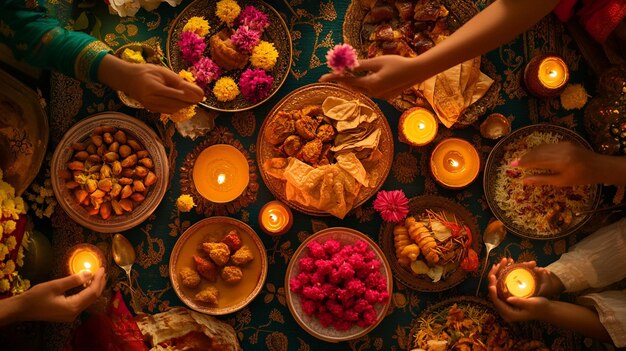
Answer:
0, 0, 112, 81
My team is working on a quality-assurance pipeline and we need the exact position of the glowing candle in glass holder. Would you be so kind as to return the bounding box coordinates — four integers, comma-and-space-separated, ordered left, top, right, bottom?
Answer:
66, 243, 104, 275
259, 200, 293, 236
398, 107, 438, 146
430, 138, 480, 189
497, 263, 537, 299
193, 144, 250, 203
524, 54, 569, 98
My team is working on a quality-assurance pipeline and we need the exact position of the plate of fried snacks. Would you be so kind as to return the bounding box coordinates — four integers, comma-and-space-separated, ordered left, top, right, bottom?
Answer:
380, 196, 480, 292
170, 216, 267, 315
286, 227, 392, 342
51, 113, 168, 233
343, 0, 500, 127
484, 124, 601, 240
258, 83, 393, 218
167, 0, 292, 112
409, 296, 551, 351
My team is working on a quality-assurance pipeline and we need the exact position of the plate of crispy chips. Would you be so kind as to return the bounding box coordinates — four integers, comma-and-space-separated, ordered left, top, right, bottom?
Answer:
257, 83, 393, 218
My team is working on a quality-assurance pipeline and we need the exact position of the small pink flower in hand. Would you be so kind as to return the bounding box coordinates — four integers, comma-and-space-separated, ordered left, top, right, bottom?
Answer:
373, 190, 409, 223
325, 43, 359, 74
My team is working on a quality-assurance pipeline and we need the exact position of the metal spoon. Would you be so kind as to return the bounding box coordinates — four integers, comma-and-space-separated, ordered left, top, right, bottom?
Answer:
574, 203, 626, 217
112, 234, 136, 297
475, 220, 507, 296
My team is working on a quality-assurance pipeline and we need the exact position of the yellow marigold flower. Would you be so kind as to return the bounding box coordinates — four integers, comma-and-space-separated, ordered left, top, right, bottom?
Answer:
183, 16, 210, 38
176, 194, 196, 212
0, 279, 9, 293
16, 247, 25, 267
560, 84, 588, 110
121, 48, 146, 64
161, 104, 197, 124
3, 260, 14, 275
0, 245, 8, 261
0, 224, 3, 238
213, 77, 240, 102
14, 197, 25, 215
216, 0, 241, 26
6, 236, 17, 251
3, 220, 16, 235
251, 41, 279, 70
179, 69, 196, 83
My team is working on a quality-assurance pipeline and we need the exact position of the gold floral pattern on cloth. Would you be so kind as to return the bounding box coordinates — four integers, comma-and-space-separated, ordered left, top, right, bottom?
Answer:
232, 111, 256, 137
48, 74, 82, 138
392, 152, 419, 184
179, 126, 259, 216
74, 41, 112, 82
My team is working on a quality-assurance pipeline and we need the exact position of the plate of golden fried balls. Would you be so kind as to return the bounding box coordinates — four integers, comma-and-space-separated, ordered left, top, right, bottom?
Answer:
169, 216, 267, 315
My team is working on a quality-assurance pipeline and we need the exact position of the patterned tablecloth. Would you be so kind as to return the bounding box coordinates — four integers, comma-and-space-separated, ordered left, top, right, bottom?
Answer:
37, 0, 616, 350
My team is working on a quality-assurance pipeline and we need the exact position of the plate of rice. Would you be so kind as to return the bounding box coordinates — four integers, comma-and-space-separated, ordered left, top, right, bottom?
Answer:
484, 124, 601, 239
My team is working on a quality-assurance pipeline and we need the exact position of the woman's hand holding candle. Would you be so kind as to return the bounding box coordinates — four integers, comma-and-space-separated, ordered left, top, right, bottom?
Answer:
1, 267, 106, 325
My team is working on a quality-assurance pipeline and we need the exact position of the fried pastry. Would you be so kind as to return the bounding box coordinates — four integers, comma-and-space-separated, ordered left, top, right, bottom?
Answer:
265, 111, 295, 145
202, 242, 231, 267
193, 255, 218, 282
298, 138, 323, 165
195, 286, 219, 304
280, 135, 303, 157
179, 267, 201, 288
221, 230, 243, 251
295, 115, 321, 140
209, 29, 249, 70
316, 124, 336, 143
221, 266, 243, 284
230, 245, 254, 266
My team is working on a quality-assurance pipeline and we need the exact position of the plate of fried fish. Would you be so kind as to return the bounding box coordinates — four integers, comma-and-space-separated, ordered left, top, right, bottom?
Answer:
257, 83, 393, 218
343, 0, 500, 127
169, 217, 267, 315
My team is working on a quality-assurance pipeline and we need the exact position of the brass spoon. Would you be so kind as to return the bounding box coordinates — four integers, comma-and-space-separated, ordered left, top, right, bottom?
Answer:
112, 234, 136, 298
475, 220, 507, 296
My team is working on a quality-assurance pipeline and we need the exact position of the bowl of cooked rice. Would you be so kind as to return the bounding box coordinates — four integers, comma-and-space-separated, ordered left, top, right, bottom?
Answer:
484, 124, 601, 239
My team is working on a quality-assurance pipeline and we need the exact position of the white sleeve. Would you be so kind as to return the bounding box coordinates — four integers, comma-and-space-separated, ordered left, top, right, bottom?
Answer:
546, 218, 626, 292
577, 290, 626, 348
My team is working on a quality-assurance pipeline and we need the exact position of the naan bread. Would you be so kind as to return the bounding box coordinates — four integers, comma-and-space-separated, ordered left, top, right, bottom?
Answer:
419, 57, 493, 128
135, 307, 241, 351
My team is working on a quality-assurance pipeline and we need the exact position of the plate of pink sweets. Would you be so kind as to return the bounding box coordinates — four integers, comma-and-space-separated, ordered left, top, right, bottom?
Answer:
285, 227, 393, 342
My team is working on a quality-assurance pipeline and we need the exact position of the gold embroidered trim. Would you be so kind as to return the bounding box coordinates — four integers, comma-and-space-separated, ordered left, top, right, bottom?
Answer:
74, 41, 111, 82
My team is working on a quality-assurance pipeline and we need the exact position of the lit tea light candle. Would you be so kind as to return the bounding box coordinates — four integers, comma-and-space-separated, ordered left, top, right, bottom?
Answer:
398, 107, 438, 146
66, 243, 105, 276
259, 200, 293, 236
430, 138, 480, 188
524, 54, 569, 98
497, 263, 537, 299
193, 144, 250, 203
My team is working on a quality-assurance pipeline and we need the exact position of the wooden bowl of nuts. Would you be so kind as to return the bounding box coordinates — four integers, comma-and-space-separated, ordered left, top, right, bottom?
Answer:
51, 112, 168, 233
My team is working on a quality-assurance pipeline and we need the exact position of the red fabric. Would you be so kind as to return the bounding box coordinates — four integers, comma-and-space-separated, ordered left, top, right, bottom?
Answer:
554, 0, 626, 42
67, 291, 148, 351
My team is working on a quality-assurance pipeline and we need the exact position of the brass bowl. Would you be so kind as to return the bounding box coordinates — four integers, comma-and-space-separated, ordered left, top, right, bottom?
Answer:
113, 42, 163, 109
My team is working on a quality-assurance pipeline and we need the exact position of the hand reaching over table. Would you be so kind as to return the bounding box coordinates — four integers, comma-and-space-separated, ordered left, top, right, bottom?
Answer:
98, 55, 204, 114
0, 267, 106, 325
512, 142, 626, 186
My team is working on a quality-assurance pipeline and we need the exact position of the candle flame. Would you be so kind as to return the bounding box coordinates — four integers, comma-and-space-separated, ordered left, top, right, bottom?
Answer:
217, 173, 226, 185
548, 70, 558, 78
448, 158, 459, 168
418, 122, 426, 130
84, 261, 92, 271
269, 213, 278, 224
517, 280, 526, 289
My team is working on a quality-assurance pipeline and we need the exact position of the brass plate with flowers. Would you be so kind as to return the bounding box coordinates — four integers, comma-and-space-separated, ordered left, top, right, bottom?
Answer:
380, 196, 480, 292
342, 0, 500, 127
0, 69, 48, 196
166, 0, 292, 112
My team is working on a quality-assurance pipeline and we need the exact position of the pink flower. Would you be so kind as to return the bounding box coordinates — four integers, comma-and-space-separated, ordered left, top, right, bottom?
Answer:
373, 189, 409, 223
190, 57, 222, 89
325, 43, 359, 74
231, 25, 261, 54
238, 68, 274, 103
178, 31, 206, 65
236, 5, 270, 32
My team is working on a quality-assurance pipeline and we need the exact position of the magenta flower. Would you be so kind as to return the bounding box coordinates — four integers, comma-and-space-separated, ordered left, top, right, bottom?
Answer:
239, 68, 274, 103
326, 43, 359, 74
236, 5, 270, 33
231, 25, 261, 54
178, 31, 206, 65
373, 190, 409, 223
190, 57, 222, 89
